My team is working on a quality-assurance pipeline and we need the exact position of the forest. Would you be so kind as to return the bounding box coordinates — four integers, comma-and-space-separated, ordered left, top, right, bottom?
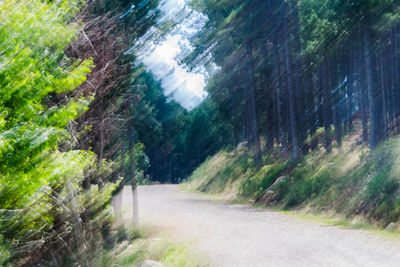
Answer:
2, 0, 400, 266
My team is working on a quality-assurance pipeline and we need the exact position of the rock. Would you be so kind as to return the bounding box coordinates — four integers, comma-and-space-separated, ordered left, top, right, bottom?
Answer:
257, 176, 288, 204
385, 222, 396, 232
138, 260, 165, 267
264, 190, 277, 203
259, 177, 288, 204
264, 176, 287, 195
268, 176, 286, 190
236, 141, 248, 150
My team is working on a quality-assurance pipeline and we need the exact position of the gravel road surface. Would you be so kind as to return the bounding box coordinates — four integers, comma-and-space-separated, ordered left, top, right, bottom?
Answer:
121, 185, 400, 267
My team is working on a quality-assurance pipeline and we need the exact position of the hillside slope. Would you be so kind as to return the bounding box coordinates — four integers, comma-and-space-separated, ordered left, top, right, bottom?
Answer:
186, 128, 400, 230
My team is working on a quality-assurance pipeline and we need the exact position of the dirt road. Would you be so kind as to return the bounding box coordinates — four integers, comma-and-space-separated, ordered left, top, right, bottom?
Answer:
121, 185, 400, 266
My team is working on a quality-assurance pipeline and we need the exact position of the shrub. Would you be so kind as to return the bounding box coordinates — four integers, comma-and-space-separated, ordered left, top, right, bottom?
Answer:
0, 0, 117, 265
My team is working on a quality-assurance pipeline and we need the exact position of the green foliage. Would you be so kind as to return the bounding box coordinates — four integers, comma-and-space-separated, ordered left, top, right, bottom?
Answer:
240, 162, 288, 198
130, 69, 233, 183
284, 167, 333, 208
136, 171, 152, 185
0, 0, 116, 264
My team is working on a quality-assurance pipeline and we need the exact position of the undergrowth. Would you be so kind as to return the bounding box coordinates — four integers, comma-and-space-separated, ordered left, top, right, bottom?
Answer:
186, 130, 400, 229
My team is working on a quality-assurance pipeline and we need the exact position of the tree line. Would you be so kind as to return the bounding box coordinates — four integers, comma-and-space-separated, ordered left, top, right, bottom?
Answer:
186, 0, 400, 165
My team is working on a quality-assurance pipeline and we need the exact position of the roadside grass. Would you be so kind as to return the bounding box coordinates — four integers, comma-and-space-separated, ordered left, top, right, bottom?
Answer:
288, 211, 400, 241
103, 224, 206, 267
185, 126, 400, 232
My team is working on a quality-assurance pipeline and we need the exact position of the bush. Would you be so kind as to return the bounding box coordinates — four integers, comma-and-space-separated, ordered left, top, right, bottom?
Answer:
0, 0, 117, 265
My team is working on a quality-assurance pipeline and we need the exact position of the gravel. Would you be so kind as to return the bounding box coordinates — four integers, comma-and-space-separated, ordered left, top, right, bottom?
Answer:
120, 185, 400, 267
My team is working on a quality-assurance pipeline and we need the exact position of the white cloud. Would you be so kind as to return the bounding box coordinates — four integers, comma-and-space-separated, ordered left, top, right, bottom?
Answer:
133, 0, 209, 110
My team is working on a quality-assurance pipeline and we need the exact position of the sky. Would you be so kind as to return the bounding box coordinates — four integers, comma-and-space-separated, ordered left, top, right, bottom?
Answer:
132, 0, 210, 110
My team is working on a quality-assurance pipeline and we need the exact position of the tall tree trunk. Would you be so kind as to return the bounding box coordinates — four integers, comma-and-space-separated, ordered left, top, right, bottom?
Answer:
97, 97, 105, 189
283, 18, 299, 160
127, 98, 138, 225
305, 56, 317, 151
291, 0, 306, 154
358, 33, 369, 143
331, 56, 342, 149
394, 24, 400, 133
345, 43, 354, 131
272, 37, 286, 151
266, 81, 274, 151
321, 61, 332, 152
390, 26, 398, 133
379, 45, 388, 138
112, 149, 125, 223
363, 28, 378, 148
247, 45, 262, 168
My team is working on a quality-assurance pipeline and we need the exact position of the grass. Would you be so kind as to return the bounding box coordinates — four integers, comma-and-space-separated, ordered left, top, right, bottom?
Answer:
185, 125, 400, 231
102, 224, 207, 267
185, 149, 253, 198
289, 211, 400, 241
